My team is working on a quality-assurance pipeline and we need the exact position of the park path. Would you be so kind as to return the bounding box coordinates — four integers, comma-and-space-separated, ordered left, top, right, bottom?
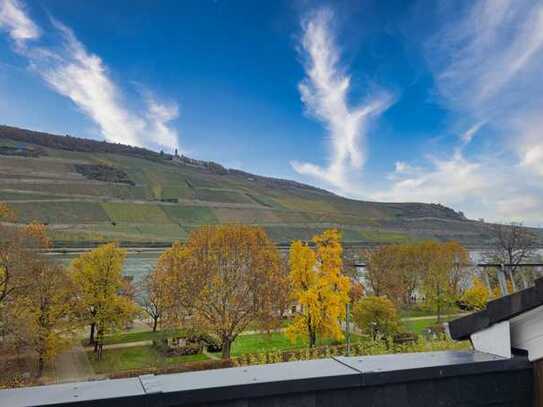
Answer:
400, 313, 468, 322
52, 344, 94, 383
203, 350, 220, 360
83, 340, 153, 351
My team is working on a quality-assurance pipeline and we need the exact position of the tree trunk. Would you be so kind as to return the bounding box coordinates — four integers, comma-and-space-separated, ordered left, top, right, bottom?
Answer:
37, 355, 44, 378
308, 325, 317, 348
152, 317, 158, 332
94, 328, 102, 354
507, 268, 517, 292
222, 339, 232, 359
89, 323, 96, 345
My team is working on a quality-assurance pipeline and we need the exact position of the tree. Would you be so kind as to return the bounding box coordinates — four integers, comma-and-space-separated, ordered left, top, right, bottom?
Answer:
70, 243, 136, 357
349, 280, 364, 303
352, 296, 400, 340
0, 209, 52, 345
363, 244, 420, 306
141, 242, 184, 332
460, 277, 489, 311
164, 225, 285, 359
0, 214, 78, 377
419, 241, 469, 322
0, 206, 48, 310
286, 229, 351, 348
9, 261, 77, 377
485, 222, 538, 290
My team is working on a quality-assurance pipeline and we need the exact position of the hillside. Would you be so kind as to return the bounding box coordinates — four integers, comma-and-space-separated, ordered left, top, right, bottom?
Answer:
0, 125, 523, 247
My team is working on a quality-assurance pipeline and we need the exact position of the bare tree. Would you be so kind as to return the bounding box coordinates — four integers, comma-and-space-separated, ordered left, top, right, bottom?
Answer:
139, 270, 167, 332
485, 222, 539, 290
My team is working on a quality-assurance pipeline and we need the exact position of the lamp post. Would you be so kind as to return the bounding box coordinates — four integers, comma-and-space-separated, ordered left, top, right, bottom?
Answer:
345, 302, 351, 355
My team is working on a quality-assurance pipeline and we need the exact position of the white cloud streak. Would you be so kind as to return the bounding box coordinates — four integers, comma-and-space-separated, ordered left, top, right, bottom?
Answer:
291, 8, 392, 191
0, 0, 38, 44
0, 0, 179, 150
372, 0, 543, 225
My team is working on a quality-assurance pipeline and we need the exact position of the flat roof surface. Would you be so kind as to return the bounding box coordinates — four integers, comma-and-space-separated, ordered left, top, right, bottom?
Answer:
0, 351, 532, 407
0, 378, 144, 407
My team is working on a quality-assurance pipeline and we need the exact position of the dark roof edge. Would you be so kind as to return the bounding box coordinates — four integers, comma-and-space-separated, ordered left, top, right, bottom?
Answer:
0, 352, 532, 407
449, 277, 543, 340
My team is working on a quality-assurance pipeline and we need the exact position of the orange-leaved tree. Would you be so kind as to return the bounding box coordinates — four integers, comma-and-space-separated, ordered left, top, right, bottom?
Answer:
0, 204, 49, 309
10, 260, 77, 377
286, 229, 351, 347
142, 241, 185, 331
165, 225, 285, 359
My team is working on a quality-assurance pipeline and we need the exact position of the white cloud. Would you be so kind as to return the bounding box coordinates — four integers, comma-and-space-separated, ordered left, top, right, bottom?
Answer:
0, 0, 179, 151
459, 121, 484, 145
0, 0, 39, 44
373, 151, 486, 206
291, 8, 392, 191
427, 0, 543, 172
369, 0, 543, 225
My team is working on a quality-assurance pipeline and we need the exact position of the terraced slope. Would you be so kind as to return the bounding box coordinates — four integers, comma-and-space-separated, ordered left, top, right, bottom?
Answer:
0, 125, 525, 247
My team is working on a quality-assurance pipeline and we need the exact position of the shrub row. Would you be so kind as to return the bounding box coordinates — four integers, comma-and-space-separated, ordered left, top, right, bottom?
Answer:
107, 358, 235, 379
233, 338, 469, 367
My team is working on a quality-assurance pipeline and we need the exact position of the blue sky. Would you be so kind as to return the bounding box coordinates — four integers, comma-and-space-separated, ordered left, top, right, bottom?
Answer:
1, 0, 542, 226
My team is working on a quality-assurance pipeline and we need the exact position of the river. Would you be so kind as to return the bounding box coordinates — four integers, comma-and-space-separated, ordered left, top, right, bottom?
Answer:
47, 248, 543, 285
47, 250, 161, 285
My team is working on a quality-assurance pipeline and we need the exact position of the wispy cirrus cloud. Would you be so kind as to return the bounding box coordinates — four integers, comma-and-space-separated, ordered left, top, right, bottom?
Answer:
0, 0, 179, 150
291, 8, 393, 191
371, 0, 543, 225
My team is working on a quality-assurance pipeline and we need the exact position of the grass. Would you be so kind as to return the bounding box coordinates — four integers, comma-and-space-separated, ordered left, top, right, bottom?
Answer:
10, 201, 110, 224
195, 189, 255, 204
102, 202, 171, 224
214, 331, 364, 357
87, 345, 209, 374
402, 317, 454, 335
163, 205, 218, 224
86, 325, 462, 375
358, 229, 410, 243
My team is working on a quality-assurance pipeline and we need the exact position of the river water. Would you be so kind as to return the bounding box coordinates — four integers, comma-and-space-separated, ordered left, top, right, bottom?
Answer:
48, 250, 161, 285
48, 248, 533, 284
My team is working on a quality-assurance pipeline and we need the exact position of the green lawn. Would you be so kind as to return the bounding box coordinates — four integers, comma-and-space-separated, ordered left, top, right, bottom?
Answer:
88, 345, 208, 374
215, 331, 363, 357
402, 317, 453, 335
399, 305, 461, 319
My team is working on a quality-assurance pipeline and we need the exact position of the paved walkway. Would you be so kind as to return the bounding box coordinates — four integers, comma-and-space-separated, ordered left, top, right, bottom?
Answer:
203, 350, 220, 360
52, 344, 94, 383
82, 340, 153, 352
400, 313, 468, 322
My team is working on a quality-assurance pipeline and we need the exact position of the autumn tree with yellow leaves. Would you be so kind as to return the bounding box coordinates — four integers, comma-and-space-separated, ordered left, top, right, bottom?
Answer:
163, 225, 285, 359
10, 261, 77, 376
286, 229, 351, 348
0, 204, 78, 377
71, 243, 136, 357
460, 277, 490, 311
364, 240, 470, 320
0, 205, 50, 310
419, 241, 470, 322
352, 296, 400, 340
